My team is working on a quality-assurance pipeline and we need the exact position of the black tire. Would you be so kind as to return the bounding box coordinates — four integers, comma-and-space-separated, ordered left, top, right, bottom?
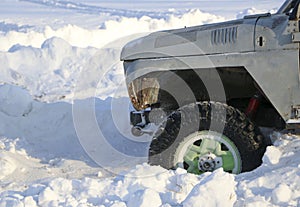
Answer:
149, 102, 270, 173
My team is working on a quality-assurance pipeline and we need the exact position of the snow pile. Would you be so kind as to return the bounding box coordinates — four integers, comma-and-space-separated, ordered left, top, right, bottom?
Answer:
235, 134, 300, 206
0, 9, 224, 51
0, 84, 146, 185
0, 165, 237, 207
0, 133, 300, 207
0, 37, 110, 102
0, 84, 91, 164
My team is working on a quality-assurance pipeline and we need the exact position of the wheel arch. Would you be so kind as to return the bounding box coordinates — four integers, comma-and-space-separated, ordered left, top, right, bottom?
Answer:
153, 66, 286, 128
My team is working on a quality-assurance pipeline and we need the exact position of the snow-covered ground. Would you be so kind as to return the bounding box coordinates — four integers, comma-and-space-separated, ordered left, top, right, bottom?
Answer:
0, 0, 300, 206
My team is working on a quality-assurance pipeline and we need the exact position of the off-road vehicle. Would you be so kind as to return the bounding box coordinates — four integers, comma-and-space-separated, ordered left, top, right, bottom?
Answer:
121, 0, 300, 174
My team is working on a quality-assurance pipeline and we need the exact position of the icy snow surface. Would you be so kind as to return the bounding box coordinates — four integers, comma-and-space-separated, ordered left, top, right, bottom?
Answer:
0, 0, 299, 206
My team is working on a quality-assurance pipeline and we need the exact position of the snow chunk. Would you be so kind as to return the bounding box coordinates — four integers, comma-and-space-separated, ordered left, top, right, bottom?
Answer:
167, 168, 200, 202
127, 188, 162, 207
0, 197, 24, 207
182, 169, 236, 207
110, 201, 127, 207
41, 37, 73, 61
23, 196, 38, 207
38, 187, 59, 206
0, 153, 16, 179
48, 178, 73, 195
272, 184, 292, 204
0, 84, 33, 117
262, 146, 282, 165
0, 137, 28, 155
120, 164, 170, 193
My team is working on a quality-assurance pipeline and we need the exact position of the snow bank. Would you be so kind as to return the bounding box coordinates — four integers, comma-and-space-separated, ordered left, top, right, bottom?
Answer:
0, 164, 237, 207
235, 134, 300, 206
1, 133, 300, 207
0, 37, 105, 102
0, 9, 224, 51
0, 84, 147, 180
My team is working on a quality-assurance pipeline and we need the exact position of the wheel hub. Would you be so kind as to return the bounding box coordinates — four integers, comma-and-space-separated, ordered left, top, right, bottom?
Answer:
175, 131, 241, 174
198, 153, 223, 172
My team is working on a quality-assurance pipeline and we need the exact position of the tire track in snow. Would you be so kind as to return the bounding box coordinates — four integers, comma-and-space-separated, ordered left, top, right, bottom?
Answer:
20, 0, 180, 18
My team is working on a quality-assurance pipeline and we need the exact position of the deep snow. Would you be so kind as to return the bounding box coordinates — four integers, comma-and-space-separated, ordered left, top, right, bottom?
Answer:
0, 0, 300, 206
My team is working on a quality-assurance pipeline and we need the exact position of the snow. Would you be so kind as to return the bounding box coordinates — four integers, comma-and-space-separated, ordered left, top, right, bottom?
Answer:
262, 146, 282, 165
0, 0, 300, 206
272, 183, 292, 204
0, 153, 17, 179
127, 188, 162, 207
182, 169, 236, 207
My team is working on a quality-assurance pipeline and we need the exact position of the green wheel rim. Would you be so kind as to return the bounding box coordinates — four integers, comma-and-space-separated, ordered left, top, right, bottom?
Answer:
175, 131, 242, 174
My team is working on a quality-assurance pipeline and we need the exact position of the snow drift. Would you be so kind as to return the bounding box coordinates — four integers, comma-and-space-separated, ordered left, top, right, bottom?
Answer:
0, 0, 300, 206
0, 9, 225, 52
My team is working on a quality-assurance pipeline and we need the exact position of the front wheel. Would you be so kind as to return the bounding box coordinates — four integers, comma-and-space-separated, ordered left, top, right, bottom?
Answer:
149, 102, 270, 174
